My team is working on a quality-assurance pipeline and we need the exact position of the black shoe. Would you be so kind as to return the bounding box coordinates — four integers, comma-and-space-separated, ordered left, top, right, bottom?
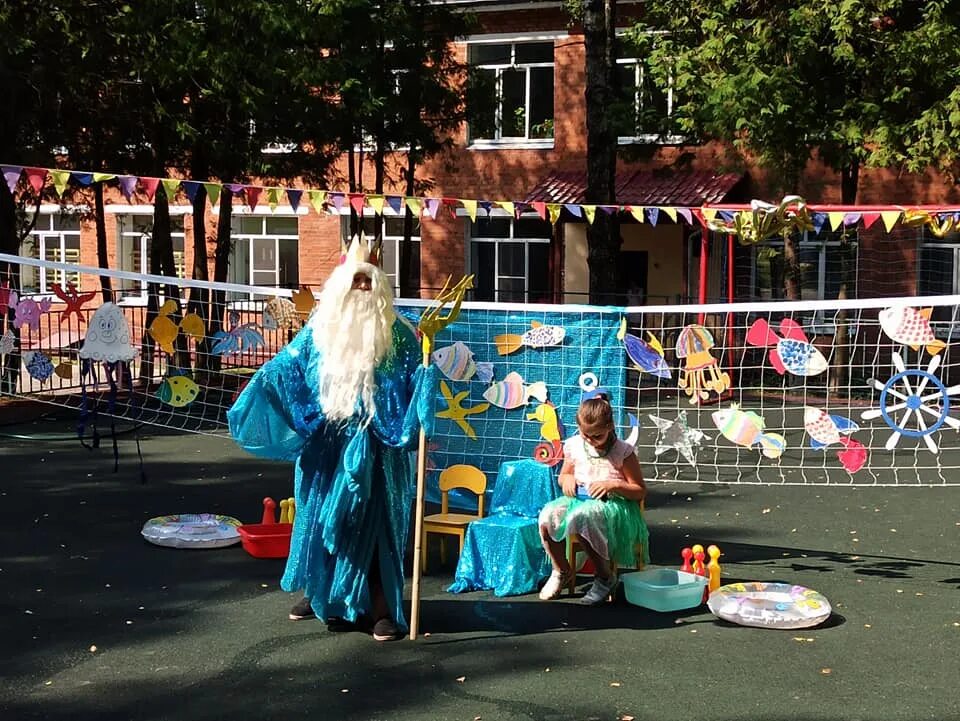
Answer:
372, 617, 401, 642
326, 615, 373, 633
288, 597, 316, 621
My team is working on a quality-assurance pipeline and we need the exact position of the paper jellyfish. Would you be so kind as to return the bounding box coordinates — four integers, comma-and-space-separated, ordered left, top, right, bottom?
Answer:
675, 324, 731, 404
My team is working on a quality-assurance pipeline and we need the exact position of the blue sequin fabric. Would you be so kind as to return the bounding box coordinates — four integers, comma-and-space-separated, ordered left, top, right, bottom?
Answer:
227, 320, 437, 630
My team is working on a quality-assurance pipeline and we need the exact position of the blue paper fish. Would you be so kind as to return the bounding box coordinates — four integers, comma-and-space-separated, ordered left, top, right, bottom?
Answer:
431, 341, 494, 383
618, 319, 671, 379
24, 351, 55, 383
746, 318, 828, 376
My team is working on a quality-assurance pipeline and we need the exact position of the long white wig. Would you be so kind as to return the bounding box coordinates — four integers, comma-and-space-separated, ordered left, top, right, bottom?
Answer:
310, 259, 396, 426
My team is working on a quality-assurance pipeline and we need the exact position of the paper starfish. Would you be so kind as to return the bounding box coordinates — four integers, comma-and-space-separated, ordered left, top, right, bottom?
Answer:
53, 282, 97, 325
436, 379, 489, 440
649, 411, 710, 467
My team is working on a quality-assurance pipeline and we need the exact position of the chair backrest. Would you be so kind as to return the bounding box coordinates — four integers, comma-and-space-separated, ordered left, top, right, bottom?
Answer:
438, 464, 488, 517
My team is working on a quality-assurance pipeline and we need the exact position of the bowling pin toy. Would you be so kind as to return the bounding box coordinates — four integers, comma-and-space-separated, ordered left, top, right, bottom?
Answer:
691, 544, 705, 573
706, 544, 722, 593
287, 497, 296, 524
680, 547, 693, 573
261, 497, 277, 525
279, 498, 291, 524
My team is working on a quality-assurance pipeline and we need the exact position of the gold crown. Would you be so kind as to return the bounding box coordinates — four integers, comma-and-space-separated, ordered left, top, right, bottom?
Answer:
339, 233, 383, 267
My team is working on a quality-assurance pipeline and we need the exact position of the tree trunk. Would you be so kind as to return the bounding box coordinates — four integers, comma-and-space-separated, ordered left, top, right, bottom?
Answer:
0, 182, 20, 394
583, 0, 620, 304
93, 183, 114, 303
782, 233, 801, 300
400, 148, 417, 298
188, 182, 211, 374
830, 160, 860, 395
209, 187, 234, 375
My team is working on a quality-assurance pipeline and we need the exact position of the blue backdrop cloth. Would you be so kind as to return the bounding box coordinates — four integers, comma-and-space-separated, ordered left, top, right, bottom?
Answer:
448, 459, 560, 597
398, 305, 626, 511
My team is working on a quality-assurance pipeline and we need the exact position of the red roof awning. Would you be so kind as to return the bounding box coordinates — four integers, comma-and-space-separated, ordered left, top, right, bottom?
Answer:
524, 169, 745, 207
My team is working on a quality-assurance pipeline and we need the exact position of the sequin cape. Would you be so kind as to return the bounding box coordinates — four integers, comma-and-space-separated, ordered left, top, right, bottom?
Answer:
227, 319, 437, 630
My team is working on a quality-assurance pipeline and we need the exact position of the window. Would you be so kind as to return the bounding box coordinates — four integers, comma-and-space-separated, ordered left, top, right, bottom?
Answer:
342, 216, 421, 297
917, 228, 960, 337
468, 216, 552, 303
468, 41, 554, 144
752, 232, 858, 331
19, 213, 81, 295
614, 54, 677, 143
228, 216, 299, 297
116, 214, 186, 300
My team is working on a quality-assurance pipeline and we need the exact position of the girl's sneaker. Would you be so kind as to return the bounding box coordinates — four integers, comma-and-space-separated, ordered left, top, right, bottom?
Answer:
288, 596, 316, 621
539, 569, 573, 600
581, 573, 617, 605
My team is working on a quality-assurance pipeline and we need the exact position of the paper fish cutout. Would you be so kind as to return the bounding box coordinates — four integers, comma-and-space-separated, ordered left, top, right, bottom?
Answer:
879, 306, 946, 355
52, 283, 97, 325
9, 292, 52, 332
23, 351, 55, 382
676, 324, 731, 404
649, 411, 709, 467
493, 321, 566, 356
529, 401, 565, 466
263, 296, 301, 331
746, 318, 828, 376
0, 329, 15, 355
179, 312, 205, 340
436, 380, 490, 440
803, 407, 867, 473
618, 319, 671, 379
211, 312, 265, 355
157, 375, 200, 408
79, 303, 137, 363
54, 362, 74, 380
292, 287, 316, 316
432, 341, 494, 383
149, 300, 181, 355
482, 371, 548, 409
711, 403, 785, 459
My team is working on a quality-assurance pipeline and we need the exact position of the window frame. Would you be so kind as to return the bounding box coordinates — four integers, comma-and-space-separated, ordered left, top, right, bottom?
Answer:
113, 212, 188, 305
18, 212, 83, 299
227, 215, 300, 301
465, 34, 559, 149
916, 228, 960, 340
466, 213, 552, 303
614, 56, 683, 145
339, 213, 422, 298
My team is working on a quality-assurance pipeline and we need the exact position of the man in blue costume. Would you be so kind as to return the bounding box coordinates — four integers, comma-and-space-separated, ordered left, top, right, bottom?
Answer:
228, 234, 436, 642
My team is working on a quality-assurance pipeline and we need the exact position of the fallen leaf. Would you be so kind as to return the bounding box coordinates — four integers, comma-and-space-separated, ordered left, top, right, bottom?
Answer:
820, 668, 832, 675
455, 676, 466, 683
610, 681, 621, 687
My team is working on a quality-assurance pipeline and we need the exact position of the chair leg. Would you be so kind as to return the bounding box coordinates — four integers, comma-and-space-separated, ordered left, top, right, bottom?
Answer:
567, 539, 577, 593
440, 536, 446, 566
422, 531, 428, 574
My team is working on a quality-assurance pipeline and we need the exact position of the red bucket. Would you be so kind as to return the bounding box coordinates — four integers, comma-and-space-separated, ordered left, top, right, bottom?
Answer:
238, 523, 293, 558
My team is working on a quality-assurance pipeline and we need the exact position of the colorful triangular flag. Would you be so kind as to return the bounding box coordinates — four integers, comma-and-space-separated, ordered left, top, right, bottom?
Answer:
286, 188, 301, 212
24, 167, 47, 195
118, 176, 138, 201
204, 182, 221, 207
161, 178, 181, 201
50, 170, 71, 198
460, 199, 477, 222
881, 210, 900, 232
141, 177, 160, 201
1, 166, 22, 193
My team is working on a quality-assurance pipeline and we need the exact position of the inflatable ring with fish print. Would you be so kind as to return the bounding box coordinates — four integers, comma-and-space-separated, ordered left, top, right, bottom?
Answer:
141, 513, 242, 549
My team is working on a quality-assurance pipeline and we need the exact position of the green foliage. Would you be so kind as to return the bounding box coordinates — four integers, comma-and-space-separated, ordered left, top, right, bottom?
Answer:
626, 1, 960, 198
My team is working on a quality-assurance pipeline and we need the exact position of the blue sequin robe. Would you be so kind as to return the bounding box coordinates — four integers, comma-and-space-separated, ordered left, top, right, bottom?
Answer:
227, 319, 436, 631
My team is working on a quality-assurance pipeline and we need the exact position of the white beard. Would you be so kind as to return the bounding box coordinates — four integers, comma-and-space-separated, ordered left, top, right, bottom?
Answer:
311, 261, 396, 426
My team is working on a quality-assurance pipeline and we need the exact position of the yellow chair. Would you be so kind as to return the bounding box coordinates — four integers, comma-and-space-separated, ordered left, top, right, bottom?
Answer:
566, 500, 646, 594
422, 464, 487, 574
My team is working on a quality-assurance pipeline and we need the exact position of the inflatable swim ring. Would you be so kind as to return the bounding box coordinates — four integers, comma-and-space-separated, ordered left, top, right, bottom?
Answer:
141, 514, 242, 549
707, 582, 831, 630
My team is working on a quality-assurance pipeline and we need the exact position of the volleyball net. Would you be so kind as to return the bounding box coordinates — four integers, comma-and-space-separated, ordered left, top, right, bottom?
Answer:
2, 252, 960, 487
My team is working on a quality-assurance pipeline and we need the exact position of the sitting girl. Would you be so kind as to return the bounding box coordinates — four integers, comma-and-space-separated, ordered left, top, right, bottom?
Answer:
538, 394, 649, 604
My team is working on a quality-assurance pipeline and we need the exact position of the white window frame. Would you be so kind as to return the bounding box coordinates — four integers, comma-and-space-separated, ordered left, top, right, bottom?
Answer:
340, 214, 422, 298
467, 214, 552, 303
917, 230, 960, 340
751, 232, 859, 334
113, 211, 188, 305
227, 214, 300, 301
18, 211, 82, 298
465, 34, 559, 149
615, 56, 683, 145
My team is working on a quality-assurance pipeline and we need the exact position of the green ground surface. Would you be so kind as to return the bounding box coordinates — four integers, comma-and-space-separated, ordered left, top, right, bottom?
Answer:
1, 409, 958, 721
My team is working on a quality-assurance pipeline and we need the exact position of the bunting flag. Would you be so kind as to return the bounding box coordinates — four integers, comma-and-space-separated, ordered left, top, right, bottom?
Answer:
182, 181, 203, 203
141, 177, 160, 201
862, 211, 880, 230
244, 185, 261, 210
266, 187, 281, 212
204, 182, 221, 207
118, 176, 138, 201
581, 205, 596, 224
405, 197, 423, 217
497, 201, 515, 217
71, 172, 94, 186
348, 192, 365, 216
51, 170, 71, 197
286, 188, 302, 212
93, 172, 115, 183
25, 168, 47, 195
677, 207, 693, 225
843, 212, 861, 227
161, 178, 181, 200
629, 206, 645, 223
425, 198, 441, 220
366, 194, 385, 215
386, 195, 403, 214
461, 199, 477, 222
531, 201, 547, 220
647, 207, 660, 226
329, 192, 345, 211
547, 203, 562, 225
828, 211, 845, 231
564, 203, 582, 218
307, 189, 326, 214
701, 208, 717, 226
2, 166, 22, 193
659, 206, 678, 223
812, 213, 827, 235
224, 183, 245, 195
881, 210, 900, 232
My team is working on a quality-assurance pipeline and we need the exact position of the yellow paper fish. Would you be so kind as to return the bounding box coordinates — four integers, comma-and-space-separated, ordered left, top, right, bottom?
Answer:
157, 375, 200, 408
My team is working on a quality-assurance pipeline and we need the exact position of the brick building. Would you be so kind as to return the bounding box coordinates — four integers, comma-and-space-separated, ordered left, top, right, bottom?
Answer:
19, 0, 960, 309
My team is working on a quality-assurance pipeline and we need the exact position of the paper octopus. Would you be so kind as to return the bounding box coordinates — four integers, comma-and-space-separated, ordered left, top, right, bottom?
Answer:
861, 351, 960, 454
211, 311, 265, 356
675, 324, 731, 404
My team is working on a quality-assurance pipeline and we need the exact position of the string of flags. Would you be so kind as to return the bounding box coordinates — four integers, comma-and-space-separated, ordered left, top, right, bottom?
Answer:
4, 163, 960, 236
